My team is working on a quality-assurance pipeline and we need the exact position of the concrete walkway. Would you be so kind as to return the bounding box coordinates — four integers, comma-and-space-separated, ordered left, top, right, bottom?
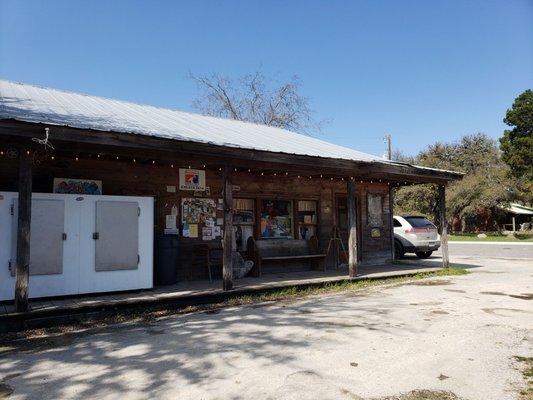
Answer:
0, 256, 530, 399
437, 241, 533, 261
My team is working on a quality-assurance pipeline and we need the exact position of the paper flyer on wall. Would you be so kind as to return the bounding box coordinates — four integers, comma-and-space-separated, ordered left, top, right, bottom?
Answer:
189, 224, 198, 238
202, 227, 213, 241
165, 214, 177, 229
182, 222, 190, 238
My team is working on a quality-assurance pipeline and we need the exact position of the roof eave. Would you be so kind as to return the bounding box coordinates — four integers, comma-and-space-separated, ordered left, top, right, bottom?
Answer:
0, 119, 464, 183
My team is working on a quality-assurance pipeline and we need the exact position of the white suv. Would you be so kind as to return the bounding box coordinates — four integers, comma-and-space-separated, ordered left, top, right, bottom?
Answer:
393, 215, 440, 259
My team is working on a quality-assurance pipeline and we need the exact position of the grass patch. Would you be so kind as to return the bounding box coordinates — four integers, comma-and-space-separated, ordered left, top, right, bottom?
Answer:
223, 267, 468, 306
449, 233, 533, 242
515, 356, 533, 400
0, 267, 468, 346
374, 390, 463, 400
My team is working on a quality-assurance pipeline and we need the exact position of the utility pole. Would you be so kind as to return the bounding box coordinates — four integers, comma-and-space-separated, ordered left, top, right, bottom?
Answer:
384, 134, 392, 160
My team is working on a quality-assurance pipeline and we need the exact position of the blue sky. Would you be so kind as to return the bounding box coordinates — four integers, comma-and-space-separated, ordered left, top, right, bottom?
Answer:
1, 0, 532, 157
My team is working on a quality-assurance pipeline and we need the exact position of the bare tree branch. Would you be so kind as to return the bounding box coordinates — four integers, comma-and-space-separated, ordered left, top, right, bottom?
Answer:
190, 71, 325, 136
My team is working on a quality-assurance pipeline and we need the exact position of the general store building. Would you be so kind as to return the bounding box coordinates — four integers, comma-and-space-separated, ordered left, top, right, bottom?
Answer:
0, 80, 462, 311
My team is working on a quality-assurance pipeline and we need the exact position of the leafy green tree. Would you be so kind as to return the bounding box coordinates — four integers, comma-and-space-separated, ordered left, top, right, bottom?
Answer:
394, 183, 438, 219
394, 133, 519, 231
417, 142, 456, 172
446, 166, 515, 231
500, 89, 533, 181
455, 133, 500, 174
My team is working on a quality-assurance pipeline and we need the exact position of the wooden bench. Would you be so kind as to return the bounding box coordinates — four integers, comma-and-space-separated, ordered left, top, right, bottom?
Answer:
247, 236, 327, 277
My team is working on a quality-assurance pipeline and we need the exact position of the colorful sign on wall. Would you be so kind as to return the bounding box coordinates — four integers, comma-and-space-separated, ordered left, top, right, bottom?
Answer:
179, 168, 206, 191
53, 178, 102, 195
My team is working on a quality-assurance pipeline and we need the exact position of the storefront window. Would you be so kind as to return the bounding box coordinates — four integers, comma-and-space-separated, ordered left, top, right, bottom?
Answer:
337, 197, 348, 232
233, 199, 255, 251
297, 200, 317, 240
260, 199, 293, 239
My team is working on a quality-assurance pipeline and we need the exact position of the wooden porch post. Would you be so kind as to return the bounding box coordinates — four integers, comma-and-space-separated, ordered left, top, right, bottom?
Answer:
222, 165, 233, 291
347, 179, 358, 278
438, 184, 449, 269
389, 185, 395, 261
15, 151, 32, 312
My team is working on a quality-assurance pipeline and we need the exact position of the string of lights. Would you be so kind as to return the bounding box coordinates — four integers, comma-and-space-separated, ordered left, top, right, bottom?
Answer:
0, 147, 420, 186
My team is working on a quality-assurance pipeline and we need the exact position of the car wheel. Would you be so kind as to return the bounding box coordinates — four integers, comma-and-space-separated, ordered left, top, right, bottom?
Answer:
416, 251, 433, 259
394, 240, 405, 259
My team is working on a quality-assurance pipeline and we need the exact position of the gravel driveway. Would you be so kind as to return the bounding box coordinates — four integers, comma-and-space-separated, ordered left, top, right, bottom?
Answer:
0, 256, 531, 400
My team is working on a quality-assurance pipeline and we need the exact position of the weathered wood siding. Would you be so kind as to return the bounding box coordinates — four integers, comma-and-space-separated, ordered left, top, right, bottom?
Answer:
358, 183, 393, 266
0, 156, 393, 278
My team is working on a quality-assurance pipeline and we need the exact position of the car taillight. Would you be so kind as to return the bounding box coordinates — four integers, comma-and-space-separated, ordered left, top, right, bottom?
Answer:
405, 227, 433, 234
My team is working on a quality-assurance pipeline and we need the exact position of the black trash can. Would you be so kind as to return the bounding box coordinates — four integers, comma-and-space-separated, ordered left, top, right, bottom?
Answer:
154, 235, 179, 286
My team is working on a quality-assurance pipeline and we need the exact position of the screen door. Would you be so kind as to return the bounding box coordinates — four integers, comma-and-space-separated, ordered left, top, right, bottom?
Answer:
11, 199, 65, 276
95, 201, 139, 271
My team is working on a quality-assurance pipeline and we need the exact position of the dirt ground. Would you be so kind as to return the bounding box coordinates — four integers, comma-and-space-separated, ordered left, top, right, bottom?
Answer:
0, 255, 531, 400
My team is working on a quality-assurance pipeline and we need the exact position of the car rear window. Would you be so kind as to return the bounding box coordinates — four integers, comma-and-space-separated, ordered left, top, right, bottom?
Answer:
404, 217, 436, 228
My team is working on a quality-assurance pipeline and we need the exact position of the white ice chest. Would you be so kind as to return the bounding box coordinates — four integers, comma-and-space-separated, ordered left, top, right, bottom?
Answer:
0, 192, 153, 301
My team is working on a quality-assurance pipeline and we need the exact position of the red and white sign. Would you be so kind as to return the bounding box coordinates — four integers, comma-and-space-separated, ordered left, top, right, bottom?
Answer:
179, 169, 206, 191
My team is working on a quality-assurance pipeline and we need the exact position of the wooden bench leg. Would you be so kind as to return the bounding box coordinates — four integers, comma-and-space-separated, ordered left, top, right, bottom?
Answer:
207, 250, 212, 283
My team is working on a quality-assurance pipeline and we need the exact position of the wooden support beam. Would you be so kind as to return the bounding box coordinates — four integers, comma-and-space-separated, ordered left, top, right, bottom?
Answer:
347, 180, 358, 277
15, 151, 32, 312
389, 186, 395, 261
438, 184, 449, 269
222, 165, 233, 291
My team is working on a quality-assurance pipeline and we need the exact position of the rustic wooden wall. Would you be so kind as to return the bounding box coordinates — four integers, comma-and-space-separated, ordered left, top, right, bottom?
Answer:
0, 155, 393, 279
357, 183, 393, 266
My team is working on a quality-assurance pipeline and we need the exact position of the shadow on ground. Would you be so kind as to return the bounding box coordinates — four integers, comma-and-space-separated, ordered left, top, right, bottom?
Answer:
0, 281, 465, 400
0, 259, 484, 400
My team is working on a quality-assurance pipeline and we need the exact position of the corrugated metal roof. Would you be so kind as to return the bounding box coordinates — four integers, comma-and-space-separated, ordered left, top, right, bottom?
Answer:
501, 203, 533, 215
0, 79, 386, 163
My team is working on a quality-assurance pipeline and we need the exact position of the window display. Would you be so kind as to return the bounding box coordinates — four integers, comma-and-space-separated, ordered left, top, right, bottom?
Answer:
260, 199, 293, 239
233, 199, 254, 225
297, 200, 317, 240
233, 198, 255, 251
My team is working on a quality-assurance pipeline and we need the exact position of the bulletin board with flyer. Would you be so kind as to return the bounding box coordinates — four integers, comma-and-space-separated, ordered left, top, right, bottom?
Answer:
181, 197, 224, 241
